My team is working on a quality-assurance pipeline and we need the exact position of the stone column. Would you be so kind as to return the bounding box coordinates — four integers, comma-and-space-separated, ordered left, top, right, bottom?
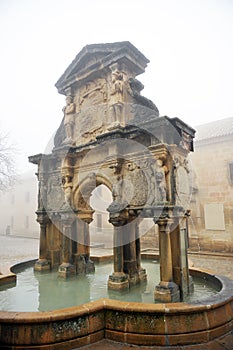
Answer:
58, 214, 76, 278
75, 218, 86, 256
154, 218, 180, 302
123, 222, 139, 286
135, 220, 147, 283
34, 211, 50, 272
74, 213, 95, 274
83, 216, 95, 273
135, 221, 141, 269
83, 217, 91, 259
113, 226, 124, 273
108, 224, 129, 291
170, 216, 194, 299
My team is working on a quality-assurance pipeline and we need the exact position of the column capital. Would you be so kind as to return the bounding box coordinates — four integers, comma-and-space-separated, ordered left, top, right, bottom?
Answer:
108, 208, 129, 227
59, 207, 76, 226
36, 210, 49, 225
155, 217, 173, 232
76, 210, 94, 224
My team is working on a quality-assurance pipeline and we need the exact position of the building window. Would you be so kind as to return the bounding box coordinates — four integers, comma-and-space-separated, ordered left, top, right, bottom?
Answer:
229, 162, 233, 184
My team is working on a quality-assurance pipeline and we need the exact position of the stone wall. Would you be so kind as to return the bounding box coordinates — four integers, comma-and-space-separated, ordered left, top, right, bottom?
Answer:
0, 171, 39, 238
189, 136, 233, 253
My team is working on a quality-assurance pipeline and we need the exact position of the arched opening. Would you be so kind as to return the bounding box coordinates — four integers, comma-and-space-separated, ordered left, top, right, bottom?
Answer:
90, 184, 113, 250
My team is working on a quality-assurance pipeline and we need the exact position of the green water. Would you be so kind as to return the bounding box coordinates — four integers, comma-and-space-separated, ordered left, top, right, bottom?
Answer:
0, 261, 218, 312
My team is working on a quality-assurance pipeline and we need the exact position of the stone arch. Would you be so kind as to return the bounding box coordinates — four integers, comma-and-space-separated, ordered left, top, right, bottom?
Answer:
90, 184, 113, 248
30, 42, 195, 302
72, 172, 113, 213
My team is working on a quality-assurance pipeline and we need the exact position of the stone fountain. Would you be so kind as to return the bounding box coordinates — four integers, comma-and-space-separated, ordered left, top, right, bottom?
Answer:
29, 41, 194, 302
0, 42, 232, 349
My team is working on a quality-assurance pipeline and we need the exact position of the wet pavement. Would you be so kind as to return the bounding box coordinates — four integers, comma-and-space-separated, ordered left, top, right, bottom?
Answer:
77, 336, 233, 350
1, 235, 233, 280
0, 235, 39, 274
0, 235, 233, 349
189, 253, 233, 280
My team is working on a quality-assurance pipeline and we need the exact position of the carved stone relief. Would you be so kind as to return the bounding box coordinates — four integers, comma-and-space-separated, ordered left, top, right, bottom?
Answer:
174, 156, 191, 208
124, 163, 148, 206
139, 158, 169, 205
130, 104, 159, 125
38, 178, 48, 210
74, 105, 107, 145
62, 95, 76, 144
47, 175, 64, 211
110, 69, 124, 103
180, 130, 192, 151
79, 78, 107, 108
62, 175, 73, 205
108, 65, 128, 126
155, 159, 168, 203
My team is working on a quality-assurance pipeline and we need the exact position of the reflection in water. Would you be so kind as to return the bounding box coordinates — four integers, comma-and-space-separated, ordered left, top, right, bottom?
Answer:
0, 261, 218, 312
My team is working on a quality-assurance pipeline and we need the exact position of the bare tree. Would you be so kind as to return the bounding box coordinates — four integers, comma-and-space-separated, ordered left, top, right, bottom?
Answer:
0, 133, 17, 192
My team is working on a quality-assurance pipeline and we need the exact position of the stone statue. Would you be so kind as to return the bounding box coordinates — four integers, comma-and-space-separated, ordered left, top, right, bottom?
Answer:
110, 70, 124, 103
38, 178, 47, 210
112, 176, 123, 203
155, 159, 168, 203
62, 95, 76, 143
109, 67, 124, 126
108, 176, 128, 212
62, 175, 73, 205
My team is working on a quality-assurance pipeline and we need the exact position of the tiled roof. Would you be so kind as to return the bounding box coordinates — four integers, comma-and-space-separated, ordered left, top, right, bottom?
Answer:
195, 117, 233, 141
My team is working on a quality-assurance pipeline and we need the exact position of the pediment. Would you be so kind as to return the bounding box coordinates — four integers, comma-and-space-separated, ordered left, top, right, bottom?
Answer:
55, 41, 149, 94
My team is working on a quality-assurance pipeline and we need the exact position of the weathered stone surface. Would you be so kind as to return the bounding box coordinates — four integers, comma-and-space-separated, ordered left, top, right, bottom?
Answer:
29, 42, 195, 301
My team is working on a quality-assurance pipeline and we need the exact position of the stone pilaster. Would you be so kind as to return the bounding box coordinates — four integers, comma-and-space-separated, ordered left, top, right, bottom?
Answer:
58, 212, 76, 278
154, 218, 180, 302
171, 215, 194, 299
123, 222, 139, 287
108, 225, 129, 291
34, 211, 50, 272
108, 213, 146, 290
135, 220, 147, 283
74, 212, 95, 274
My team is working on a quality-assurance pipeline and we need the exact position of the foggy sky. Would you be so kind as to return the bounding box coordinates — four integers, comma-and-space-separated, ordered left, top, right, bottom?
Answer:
0, 0, 232, 173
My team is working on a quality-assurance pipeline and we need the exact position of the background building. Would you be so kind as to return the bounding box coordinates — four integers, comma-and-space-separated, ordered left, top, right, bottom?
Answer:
1, 117, 232, 253
0, 171, 39, 238
90, 185, 113, 248
189, 117, 233, 253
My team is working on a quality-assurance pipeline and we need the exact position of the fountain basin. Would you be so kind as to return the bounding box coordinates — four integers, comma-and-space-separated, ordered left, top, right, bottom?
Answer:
0, 259, 233, 349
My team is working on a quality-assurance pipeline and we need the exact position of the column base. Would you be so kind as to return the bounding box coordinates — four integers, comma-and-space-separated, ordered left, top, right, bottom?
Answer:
34, 259, 50, 272
154, 281, 180, 303
85, 259, 95, 273
129, 273, 140, 287
138, 268, 147, 283
188, 275, 194, 293
58, 263, 76, 278
179, 275, 195, 300
108, 272, 129, 291
75, 254, 95, 274
46, 250, 61, 269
